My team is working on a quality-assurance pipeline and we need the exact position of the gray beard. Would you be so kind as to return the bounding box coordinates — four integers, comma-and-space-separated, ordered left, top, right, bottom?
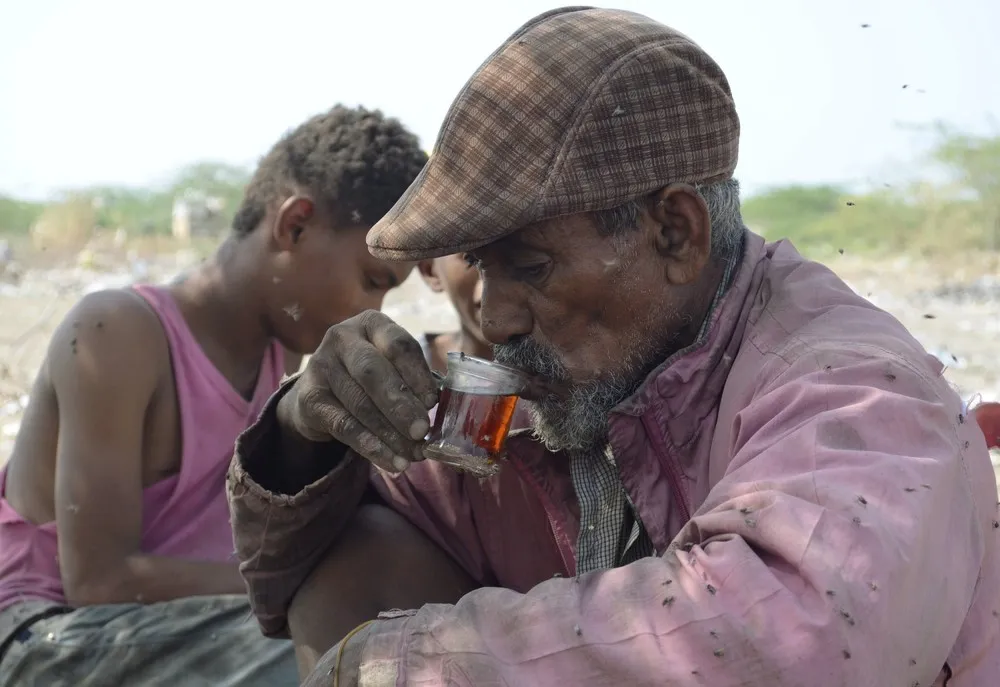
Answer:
494, 337, 666, 453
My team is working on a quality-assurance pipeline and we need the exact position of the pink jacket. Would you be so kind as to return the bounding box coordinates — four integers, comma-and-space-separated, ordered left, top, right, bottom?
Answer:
228, 233, 999, 686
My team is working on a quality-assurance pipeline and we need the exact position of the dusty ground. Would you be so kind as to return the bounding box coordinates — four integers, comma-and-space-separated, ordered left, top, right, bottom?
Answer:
1, 245, 998, 482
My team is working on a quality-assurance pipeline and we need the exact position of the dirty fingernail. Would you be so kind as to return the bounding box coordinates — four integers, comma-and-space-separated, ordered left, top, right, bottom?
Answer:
424, 393, 439, 409
411, 444, 425, 461
392, 456, 410, 472
409, 419, 430, 440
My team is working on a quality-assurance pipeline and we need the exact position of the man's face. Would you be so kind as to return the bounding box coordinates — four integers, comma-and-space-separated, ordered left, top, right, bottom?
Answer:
478, 190, 714, 453
268, 218, 413, 355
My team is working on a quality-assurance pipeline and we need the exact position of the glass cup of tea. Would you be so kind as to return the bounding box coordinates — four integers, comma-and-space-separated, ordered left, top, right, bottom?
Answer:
422, 352, 528, 477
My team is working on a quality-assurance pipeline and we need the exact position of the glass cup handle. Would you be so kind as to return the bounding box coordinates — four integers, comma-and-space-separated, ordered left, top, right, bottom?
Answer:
423, 369, 446, 443
430, 369, 446, 389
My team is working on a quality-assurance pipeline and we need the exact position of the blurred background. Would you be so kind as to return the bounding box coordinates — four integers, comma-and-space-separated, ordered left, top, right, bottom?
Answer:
1, 0, 999, 464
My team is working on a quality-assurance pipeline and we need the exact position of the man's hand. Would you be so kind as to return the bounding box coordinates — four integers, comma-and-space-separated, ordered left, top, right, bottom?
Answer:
276, 310, 439, 474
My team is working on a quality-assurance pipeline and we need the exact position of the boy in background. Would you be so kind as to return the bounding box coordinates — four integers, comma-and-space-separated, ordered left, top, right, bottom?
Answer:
0, 105, 427, 686
417, 254, 492, 371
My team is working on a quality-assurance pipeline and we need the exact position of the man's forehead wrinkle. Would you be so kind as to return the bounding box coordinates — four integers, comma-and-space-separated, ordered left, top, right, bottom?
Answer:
508, 217, 577, 250
477, 212, 601, 272
480, 229, 543, 261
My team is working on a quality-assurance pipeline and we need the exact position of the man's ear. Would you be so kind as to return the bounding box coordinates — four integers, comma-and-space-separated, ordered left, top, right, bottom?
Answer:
272, 195, 315, 251
418, 259, 444, 292
646, 184, 712, 286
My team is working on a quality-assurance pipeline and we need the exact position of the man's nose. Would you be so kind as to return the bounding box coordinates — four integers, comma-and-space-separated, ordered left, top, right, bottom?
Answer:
479, 279, 531, 345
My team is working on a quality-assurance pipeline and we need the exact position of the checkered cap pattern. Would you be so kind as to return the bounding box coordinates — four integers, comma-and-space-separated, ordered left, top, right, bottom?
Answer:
367, 6, 740, 261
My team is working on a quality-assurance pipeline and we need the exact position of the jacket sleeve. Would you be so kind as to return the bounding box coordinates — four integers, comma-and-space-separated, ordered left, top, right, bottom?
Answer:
227, 380, 492, 638
345, 345, 992, 686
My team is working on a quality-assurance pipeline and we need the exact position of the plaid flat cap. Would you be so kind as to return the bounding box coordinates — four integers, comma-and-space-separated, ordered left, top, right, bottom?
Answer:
367, 6, 740, 261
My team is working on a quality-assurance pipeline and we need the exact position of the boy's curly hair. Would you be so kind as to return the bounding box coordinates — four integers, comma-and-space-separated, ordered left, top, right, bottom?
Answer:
232, 105, 427, 234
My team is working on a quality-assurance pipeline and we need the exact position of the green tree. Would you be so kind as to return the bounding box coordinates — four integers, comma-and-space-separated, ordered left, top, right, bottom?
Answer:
0, 195, 45, 235
742, 185, 846, 244
928, 124, 1000, 251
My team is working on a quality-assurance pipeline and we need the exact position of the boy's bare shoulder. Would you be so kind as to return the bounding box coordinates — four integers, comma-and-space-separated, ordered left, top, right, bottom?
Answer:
67, 287, 160, 326
45, 287, 170, 383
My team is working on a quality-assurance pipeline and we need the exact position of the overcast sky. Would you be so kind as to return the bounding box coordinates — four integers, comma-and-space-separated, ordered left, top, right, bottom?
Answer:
1, 0, 998, 199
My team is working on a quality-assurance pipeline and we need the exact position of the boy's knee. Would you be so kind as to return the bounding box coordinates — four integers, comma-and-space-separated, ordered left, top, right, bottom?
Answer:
288, 503, 474, 630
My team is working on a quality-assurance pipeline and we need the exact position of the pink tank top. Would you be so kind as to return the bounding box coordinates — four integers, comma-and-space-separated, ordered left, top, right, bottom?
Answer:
0, 285, 284, 611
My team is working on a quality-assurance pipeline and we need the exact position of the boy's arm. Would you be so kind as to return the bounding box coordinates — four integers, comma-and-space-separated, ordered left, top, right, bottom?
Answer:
51, 291, 246, 607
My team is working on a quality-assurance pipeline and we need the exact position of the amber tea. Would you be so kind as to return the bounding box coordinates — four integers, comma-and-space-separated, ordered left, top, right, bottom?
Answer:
428, 388, 519, 454
423, 353, 527, 477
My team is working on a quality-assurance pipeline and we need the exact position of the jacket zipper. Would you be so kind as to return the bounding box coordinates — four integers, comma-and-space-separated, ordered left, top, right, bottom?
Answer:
509, 459, 577, 576
641, 414, 691, 523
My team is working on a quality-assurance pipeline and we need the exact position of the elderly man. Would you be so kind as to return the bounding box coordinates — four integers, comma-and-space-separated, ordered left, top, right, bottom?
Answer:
228, 7, 1000, 686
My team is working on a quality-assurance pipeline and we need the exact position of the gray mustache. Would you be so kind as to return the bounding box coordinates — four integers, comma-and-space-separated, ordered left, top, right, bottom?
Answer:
493, 338, 568, 381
